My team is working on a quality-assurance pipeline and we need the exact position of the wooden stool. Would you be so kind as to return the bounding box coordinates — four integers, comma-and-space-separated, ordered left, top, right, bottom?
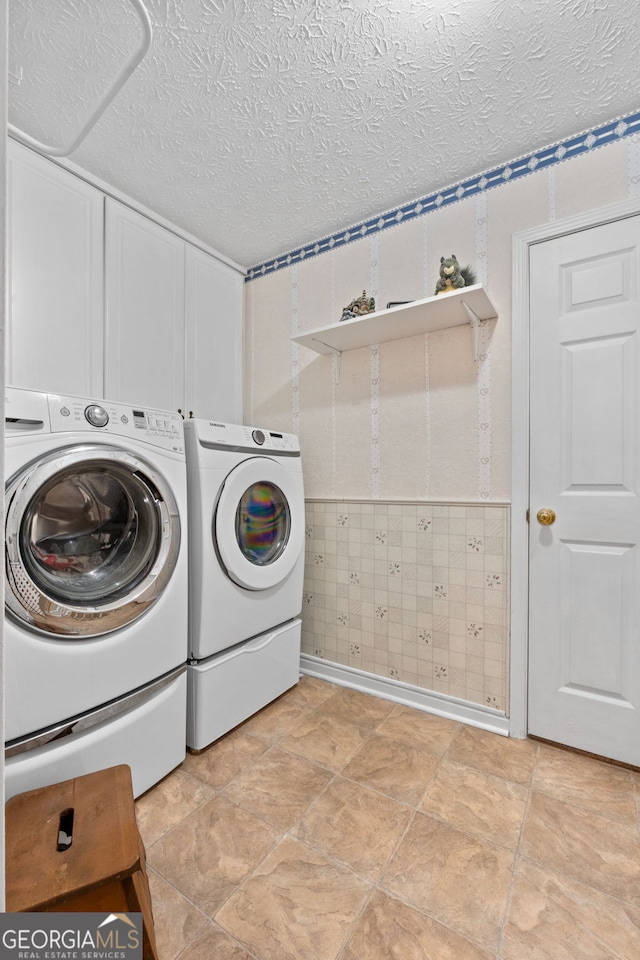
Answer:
5, 765, 158, 960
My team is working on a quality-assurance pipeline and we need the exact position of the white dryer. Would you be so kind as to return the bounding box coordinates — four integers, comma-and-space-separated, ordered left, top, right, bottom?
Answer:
4, 387, 189, 798
184, 419, 305, 750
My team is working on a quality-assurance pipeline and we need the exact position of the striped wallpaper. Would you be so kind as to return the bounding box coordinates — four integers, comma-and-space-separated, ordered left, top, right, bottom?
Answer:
244, 114, 639, 710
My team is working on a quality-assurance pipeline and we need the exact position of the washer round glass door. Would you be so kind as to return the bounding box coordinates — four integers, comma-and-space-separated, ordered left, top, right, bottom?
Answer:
5, 443, 181, 637
215, 457, 304, 590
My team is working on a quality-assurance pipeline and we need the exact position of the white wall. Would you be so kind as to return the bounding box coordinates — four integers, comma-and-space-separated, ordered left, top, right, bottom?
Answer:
244, 130, 638, 715
245, 138, 634, 502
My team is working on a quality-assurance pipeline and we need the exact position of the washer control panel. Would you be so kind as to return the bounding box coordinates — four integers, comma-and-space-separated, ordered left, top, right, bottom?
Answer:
48, 394, 184, 453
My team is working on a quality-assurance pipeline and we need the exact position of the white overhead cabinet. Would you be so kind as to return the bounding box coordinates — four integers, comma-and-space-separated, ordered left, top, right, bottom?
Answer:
7, 140, 104, 397
6, 141, 244, 420
185, 244, 244, 422
104, 200, 186, 413
104, 201, 244, 420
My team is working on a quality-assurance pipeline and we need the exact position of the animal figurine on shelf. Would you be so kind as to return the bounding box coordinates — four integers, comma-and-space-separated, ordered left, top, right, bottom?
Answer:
434, 255, 477, 295
339, 289, 376, 322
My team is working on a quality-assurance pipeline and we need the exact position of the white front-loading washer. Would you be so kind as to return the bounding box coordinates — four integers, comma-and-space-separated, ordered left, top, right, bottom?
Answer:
4, 387, 189, 798
184, 419, 305, 750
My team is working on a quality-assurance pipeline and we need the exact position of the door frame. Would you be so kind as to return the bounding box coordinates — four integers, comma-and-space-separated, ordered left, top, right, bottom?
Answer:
510, 194, 640, 739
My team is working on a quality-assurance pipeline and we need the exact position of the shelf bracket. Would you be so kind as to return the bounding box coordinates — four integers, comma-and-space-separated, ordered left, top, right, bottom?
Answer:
312, 338, 342, 383
460, 299, 483, 362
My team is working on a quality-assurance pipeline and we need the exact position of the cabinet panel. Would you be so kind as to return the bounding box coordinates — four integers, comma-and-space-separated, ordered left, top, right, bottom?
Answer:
7, 140, 104, 396
105, 199, 185, 412
185, 245, 243, 422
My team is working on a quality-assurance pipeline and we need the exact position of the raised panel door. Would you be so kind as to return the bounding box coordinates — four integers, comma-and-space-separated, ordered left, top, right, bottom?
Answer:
528, 215, 640, 764
104, 199, 185, 412
7, 140, 104, 396
184, 245, 243, 421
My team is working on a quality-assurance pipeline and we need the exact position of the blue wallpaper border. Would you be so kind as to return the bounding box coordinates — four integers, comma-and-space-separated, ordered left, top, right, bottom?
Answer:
245, 110, 640, 282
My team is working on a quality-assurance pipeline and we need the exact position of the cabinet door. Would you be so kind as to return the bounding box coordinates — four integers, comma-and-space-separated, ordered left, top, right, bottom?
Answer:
104, 199, 185, 412
7, 141, 104, 396
185, 244, 244, 422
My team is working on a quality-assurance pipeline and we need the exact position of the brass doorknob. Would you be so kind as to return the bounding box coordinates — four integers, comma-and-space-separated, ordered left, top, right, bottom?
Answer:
536, 508, 556, 526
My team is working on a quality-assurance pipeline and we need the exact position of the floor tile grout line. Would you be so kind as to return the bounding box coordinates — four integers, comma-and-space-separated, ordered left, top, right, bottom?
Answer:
523, 746, 640, 904
209, 809, 373, 955
214, 768, 420, 887
279, 827, 378, 888
329, 750, 453, 954
495, 753, 539, 960
495, 852, 524, 960
142, 785, 291, 910
146, 863, 212, 926
413, 809, 526, 858
413, 735, 536, 856
282, 787, 504, 958
209, 822, 299, 936
336, 769, 431, 811
333, 887, 377, 960
210, 920, 265, 960
172, 919, 234, 960
513, 849, 640, 910
204, 726, 390, 930
374, 877, 496, 957
174, 917, 265, 960
137, 779, 220, 852
226, 766, 343, 844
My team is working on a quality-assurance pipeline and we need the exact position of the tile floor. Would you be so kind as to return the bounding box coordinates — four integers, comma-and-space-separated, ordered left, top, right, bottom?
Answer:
135, 676, 640, 960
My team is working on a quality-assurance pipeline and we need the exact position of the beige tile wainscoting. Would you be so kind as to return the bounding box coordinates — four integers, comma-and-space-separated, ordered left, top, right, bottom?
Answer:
137, 678, 640, 960
301, 500, 509, 712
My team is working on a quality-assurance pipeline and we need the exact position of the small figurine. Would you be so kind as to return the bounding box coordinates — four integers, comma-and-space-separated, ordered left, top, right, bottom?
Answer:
434, 255, 477, 296
340, 289, 376, 322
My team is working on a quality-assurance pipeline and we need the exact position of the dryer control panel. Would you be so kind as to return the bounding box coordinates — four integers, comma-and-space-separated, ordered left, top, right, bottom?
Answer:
239, 425, 299, 453
189, 418, 300, 455
47, 393, 185, 453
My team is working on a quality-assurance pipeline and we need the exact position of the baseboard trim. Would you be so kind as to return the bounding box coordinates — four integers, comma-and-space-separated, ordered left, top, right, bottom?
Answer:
299, 655, 509, 736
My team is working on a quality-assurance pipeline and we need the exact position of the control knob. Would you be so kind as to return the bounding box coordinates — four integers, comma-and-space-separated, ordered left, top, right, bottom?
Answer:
252, 429, 266, 445
84, 404, 109, 428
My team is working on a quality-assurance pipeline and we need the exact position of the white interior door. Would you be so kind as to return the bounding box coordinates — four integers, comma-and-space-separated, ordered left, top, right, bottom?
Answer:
528, 214, 640, 765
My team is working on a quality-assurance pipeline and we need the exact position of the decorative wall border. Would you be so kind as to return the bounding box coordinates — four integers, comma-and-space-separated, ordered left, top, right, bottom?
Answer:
245, 110, 640, 282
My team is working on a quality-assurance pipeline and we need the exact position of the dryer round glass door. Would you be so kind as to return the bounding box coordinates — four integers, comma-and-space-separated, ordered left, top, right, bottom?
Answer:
5, 444, 181, 637
215, 457, 304, 590
236, 481, 289, 566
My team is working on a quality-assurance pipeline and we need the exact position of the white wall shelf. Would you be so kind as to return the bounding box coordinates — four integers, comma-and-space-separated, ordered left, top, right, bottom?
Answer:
292, 284, 498, 380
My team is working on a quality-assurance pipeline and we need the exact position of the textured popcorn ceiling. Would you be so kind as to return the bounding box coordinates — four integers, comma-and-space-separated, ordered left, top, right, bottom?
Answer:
8, 0, 640, 268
